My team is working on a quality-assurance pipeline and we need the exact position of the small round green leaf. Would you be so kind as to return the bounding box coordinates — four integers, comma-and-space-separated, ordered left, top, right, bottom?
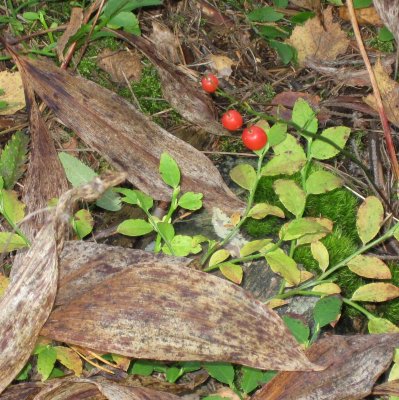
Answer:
292, 98, 318, 134
268, 123, 287, 146
305, 171, 343, 194
310, 126, 351, 160
157, 221, 175, 242
178, 192, 203, 210
313, 296, 342, 328
356, 196, 384, 244
280, 218, 328, 241
265, 248, 301, 285
229, 164, 256, 190
273, 179, 306, 218
159, 152, 180, 188
117, 219, 154, 236
209, 249, 230, 267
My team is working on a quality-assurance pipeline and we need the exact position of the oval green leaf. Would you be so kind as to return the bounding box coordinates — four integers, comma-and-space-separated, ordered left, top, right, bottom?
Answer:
230, 164, 256, 191
273, 179, 306, 218
368, 317, 399, 334
280, 218, 328, 241
219, 263, 243, 284
313, 296, 342, 328
310, 241, 329, 271
265, 248, 301, 285
292, 98, 318, 134
178, 192, 203, 210
209, 249, 230, 267
310, 126, 351, 160
248, 203, 285, 220
159, 152, 180, 188
240, 239, 272, 257
0, 232, 28, 253
117, 219, 154, 237
268, 123, 287, 147
305, 171, 343, 194
356, 196, 384, 244
72, 209, 94, 239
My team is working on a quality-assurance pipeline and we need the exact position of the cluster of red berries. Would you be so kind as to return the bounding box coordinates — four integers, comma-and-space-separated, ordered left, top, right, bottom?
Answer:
201, 74, 268, 151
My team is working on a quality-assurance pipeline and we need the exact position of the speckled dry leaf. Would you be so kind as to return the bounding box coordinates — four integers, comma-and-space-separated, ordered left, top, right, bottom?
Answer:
252, 334, 399, 400
42, 261, 321, 371
112, 30, 229, 137
149, 21, 181, 64
0, 71, 25, 115
209, 54, 234, 78
0, 173, 125, 394
339, 6, 383, 26
0, 382, 43, 400
97, 48, 142, 84
56, 241, 192, 306
287, 7, 349, 66
364, 59, 399, 127
10, 50, 243, 214
55, 7, 83, 61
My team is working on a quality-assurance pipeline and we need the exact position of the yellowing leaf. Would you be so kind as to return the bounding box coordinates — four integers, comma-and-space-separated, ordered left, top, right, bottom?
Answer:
55, 346, 83, 376
240, 239, 272, 257
1, 190, 25, 224
266, 299, 289, 309
0, 71, 25, 115
368, 317, 399, 334
111, 353, 131, 371
280, 218, 328, 241
219, 263, 243, 284
312, 283, 341, 296
248, 203, 285, 220
306, 171, 343, 194
310, 241, 329, 271
356, 196, 384, 244
0, 232, 28, 253
347, 255, 391, 280
287, 7, 349, 66
0, 274, 9, 298
285, 270, 313, 287
351, 283, 399, 302
229, 164, 256, 191
209, 249, 230, 267
296, 217, 333, 245
265, 248, 301, 286
273, 179, 306, 218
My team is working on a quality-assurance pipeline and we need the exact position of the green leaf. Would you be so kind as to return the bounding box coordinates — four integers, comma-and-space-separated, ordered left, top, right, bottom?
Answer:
265, 248, 301, 285
162, 235, 198, 256
16, 363, 32, 381
310, 126, 351, 160
282, 316, 309, 344
280, 218, 328, 241
178, 192, 203, 210
313, 296, 342, 328
269, 40, 294, 64
262, 134, 306, 176
107, 11, 140, 35
102, 0, 162, 18
157, 221, 175, 242
117, 219, 154, 236
273, 0, 288, 7
247, 7, 284, 22
180, 361, 201, 373
356, 196, 384, 244
159, 152, 180, 188
116, 188, 154, 211
310, 241, 329, 271
353, 0, 372, 8
23, 11, 40, 20
72, 209, 94, 239
37, 346, 57, 381
204, 362, 235, 385
0, 131, 29, 189
166, 366, 182, 383
1, 189, 25, 224
240, 367, 275, 394
273, 179, 306, 217
248, 203, 285, 220
240, 239, 272, 257
292, 98, 318, 134
290, 11, 315, 24
258, 25, 290, 39
296, 217, 333, 245
267, 123, 287, 147
0, 232, 27, 252
368, 317, 399, 334
209, 249, 230, 267
305, 171, 343, 194
378, 26, 394, 42
327, 0, 343, 4
219, 263, 243, 284
128, 360, 155, 376
59, 152, 121, 211
229, 164, 256, 190
351, 283, 399, 302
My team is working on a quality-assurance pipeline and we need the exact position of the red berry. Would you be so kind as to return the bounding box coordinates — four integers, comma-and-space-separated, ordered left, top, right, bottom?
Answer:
201, 74, 219, 93
221, 110, 243, 131
242, 126, 268, 151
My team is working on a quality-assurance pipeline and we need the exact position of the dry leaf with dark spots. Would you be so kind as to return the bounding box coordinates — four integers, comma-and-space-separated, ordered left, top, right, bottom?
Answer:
112, 30, 229, 137
97, 48, 142, 84
12, 53, 243, 214
251, 334, 399, 400
42, 261, 321, 371
56, 241, 192, 306
364, 59, 399, 127
287, 7, 349, 66
56, 7, 83, 62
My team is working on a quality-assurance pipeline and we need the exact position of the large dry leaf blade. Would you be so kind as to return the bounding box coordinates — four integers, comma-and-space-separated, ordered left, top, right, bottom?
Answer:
42, 263, 320, 371
251, 334, 399, 400
13, 53, 244, 214
112, 30, 227, 137
57, 241, 192, 306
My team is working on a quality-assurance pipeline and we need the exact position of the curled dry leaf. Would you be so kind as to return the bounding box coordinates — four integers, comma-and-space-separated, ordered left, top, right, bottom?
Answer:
0, 173, 125, 394
287, 7, 349, 66
42, 257, 321, 371
112, 30, 229, 137
11, 51, 243, 215
97, 48, 142, 84
252, 334, 399, 400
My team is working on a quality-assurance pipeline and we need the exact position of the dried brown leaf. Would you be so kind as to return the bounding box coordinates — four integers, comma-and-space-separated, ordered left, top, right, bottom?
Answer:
0, 383, 43, 400
287, 7, 349, 66
112, 30, 229, 137
339, 6, 383, 26
251, 334, 399, 400
97, 49, 142, 84
13, 53, 243, 215
373, 379, 399, 396
149, 21, 181, 64
56, 241, 192, 306
42, 261, 321, 371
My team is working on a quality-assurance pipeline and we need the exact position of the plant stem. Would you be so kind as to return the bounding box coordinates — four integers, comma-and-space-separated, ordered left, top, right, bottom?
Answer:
342, 297, 375, 320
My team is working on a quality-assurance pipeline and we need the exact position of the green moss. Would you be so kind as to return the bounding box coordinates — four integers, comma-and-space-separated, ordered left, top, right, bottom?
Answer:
249, 84, 276, 105
377, 263, 399, 324
367, 37, 395, 53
